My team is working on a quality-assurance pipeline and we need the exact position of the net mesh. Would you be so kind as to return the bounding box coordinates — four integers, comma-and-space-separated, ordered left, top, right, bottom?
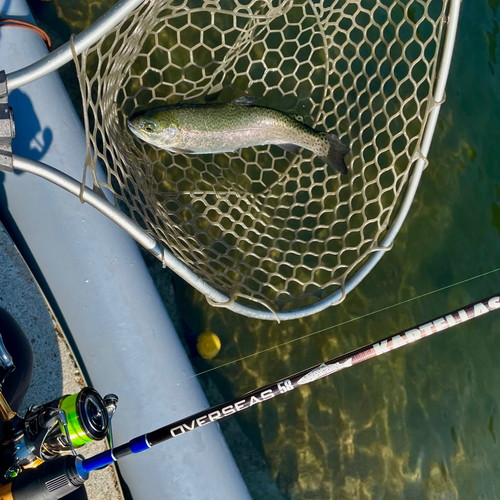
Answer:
78, 0, 449, 313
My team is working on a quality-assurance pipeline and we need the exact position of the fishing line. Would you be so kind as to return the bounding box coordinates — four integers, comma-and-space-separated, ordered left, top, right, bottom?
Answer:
9, 294, 494, 500
181, 264, 500, 383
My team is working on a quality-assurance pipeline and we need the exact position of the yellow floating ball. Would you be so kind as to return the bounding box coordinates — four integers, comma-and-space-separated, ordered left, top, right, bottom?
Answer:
196, 331, 221, 359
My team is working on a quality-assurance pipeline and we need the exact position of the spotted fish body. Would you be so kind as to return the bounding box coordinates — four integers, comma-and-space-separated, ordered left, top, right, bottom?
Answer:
128, 100, 350, 174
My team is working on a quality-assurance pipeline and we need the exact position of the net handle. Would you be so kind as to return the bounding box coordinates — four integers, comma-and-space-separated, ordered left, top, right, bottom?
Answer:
6, 0, 144, 91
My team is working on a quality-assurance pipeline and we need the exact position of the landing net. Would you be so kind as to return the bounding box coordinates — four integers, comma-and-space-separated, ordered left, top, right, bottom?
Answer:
77, 0, 452, 316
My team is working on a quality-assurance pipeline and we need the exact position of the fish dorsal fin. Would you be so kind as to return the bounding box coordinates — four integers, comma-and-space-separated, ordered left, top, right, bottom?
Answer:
232, 96, 256, 106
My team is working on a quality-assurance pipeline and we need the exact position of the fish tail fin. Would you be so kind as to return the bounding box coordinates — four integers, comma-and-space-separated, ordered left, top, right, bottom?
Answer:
320, 133, 350, 175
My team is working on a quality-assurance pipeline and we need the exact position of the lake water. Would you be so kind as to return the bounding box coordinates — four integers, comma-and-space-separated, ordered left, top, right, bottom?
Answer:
32, 0, 500, 497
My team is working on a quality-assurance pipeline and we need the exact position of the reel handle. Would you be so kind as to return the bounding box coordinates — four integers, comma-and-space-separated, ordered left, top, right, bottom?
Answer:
103, 394, 118, 450
0, 333, 14, 371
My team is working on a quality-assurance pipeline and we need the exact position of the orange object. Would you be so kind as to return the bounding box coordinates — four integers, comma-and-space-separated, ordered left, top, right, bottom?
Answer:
0, 18, 51, 49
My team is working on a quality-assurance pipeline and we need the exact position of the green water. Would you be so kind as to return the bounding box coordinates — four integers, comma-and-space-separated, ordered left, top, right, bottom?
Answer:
33, 0, 500, 498
166, 1, 500, 497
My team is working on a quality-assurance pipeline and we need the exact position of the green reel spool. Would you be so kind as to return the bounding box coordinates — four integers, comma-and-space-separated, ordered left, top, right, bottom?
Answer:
59, 388, 109, 448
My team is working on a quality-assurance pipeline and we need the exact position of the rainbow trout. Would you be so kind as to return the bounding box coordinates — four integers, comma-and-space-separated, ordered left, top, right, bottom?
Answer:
128, 99, 350, 175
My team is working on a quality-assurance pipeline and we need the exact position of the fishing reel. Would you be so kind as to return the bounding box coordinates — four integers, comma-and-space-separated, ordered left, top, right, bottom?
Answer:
0, 334, 118, 480
1, 388, 118, 479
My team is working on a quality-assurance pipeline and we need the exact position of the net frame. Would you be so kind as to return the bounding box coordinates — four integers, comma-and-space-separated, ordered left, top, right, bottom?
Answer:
59, 0, 460, 321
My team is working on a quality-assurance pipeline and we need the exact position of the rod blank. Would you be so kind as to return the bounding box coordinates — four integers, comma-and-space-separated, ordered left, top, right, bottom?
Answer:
81, 292, 500, 474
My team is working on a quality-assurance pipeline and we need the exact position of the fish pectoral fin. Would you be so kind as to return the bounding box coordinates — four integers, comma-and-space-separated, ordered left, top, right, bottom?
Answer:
169, 147, 196, 154
232, 96, 256, 106
279, 143, 300, 154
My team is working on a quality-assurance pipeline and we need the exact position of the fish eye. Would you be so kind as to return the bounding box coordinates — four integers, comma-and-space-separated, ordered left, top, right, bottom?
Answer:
141, 120, 158, 133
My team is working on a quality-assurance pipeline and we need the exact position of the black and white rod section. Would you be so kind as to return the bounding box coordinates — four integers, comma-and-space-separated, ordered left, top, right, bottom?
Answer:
79, 293, 500, 475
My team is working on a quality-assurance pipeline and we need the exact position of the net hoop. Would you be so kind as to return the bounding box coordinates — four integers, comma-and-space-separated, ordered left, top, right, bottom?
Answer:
68, 0, 462, 320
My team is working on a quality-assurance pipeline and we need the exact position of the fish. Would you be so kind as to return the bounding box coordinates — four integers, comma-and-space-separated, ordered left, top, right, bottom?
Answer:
127, 98, 350, 175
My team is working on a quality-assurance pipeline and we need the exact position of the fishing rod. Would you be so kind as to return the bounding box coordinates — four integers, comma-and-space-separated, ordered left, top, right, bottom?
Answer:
2, 292, 500, 499
81, 292, 500, 470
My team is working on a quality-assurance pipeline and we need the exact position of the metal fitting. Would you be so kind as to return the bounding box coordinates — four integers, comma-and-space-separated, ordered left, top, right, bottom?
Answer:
0, 70, 15, 172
